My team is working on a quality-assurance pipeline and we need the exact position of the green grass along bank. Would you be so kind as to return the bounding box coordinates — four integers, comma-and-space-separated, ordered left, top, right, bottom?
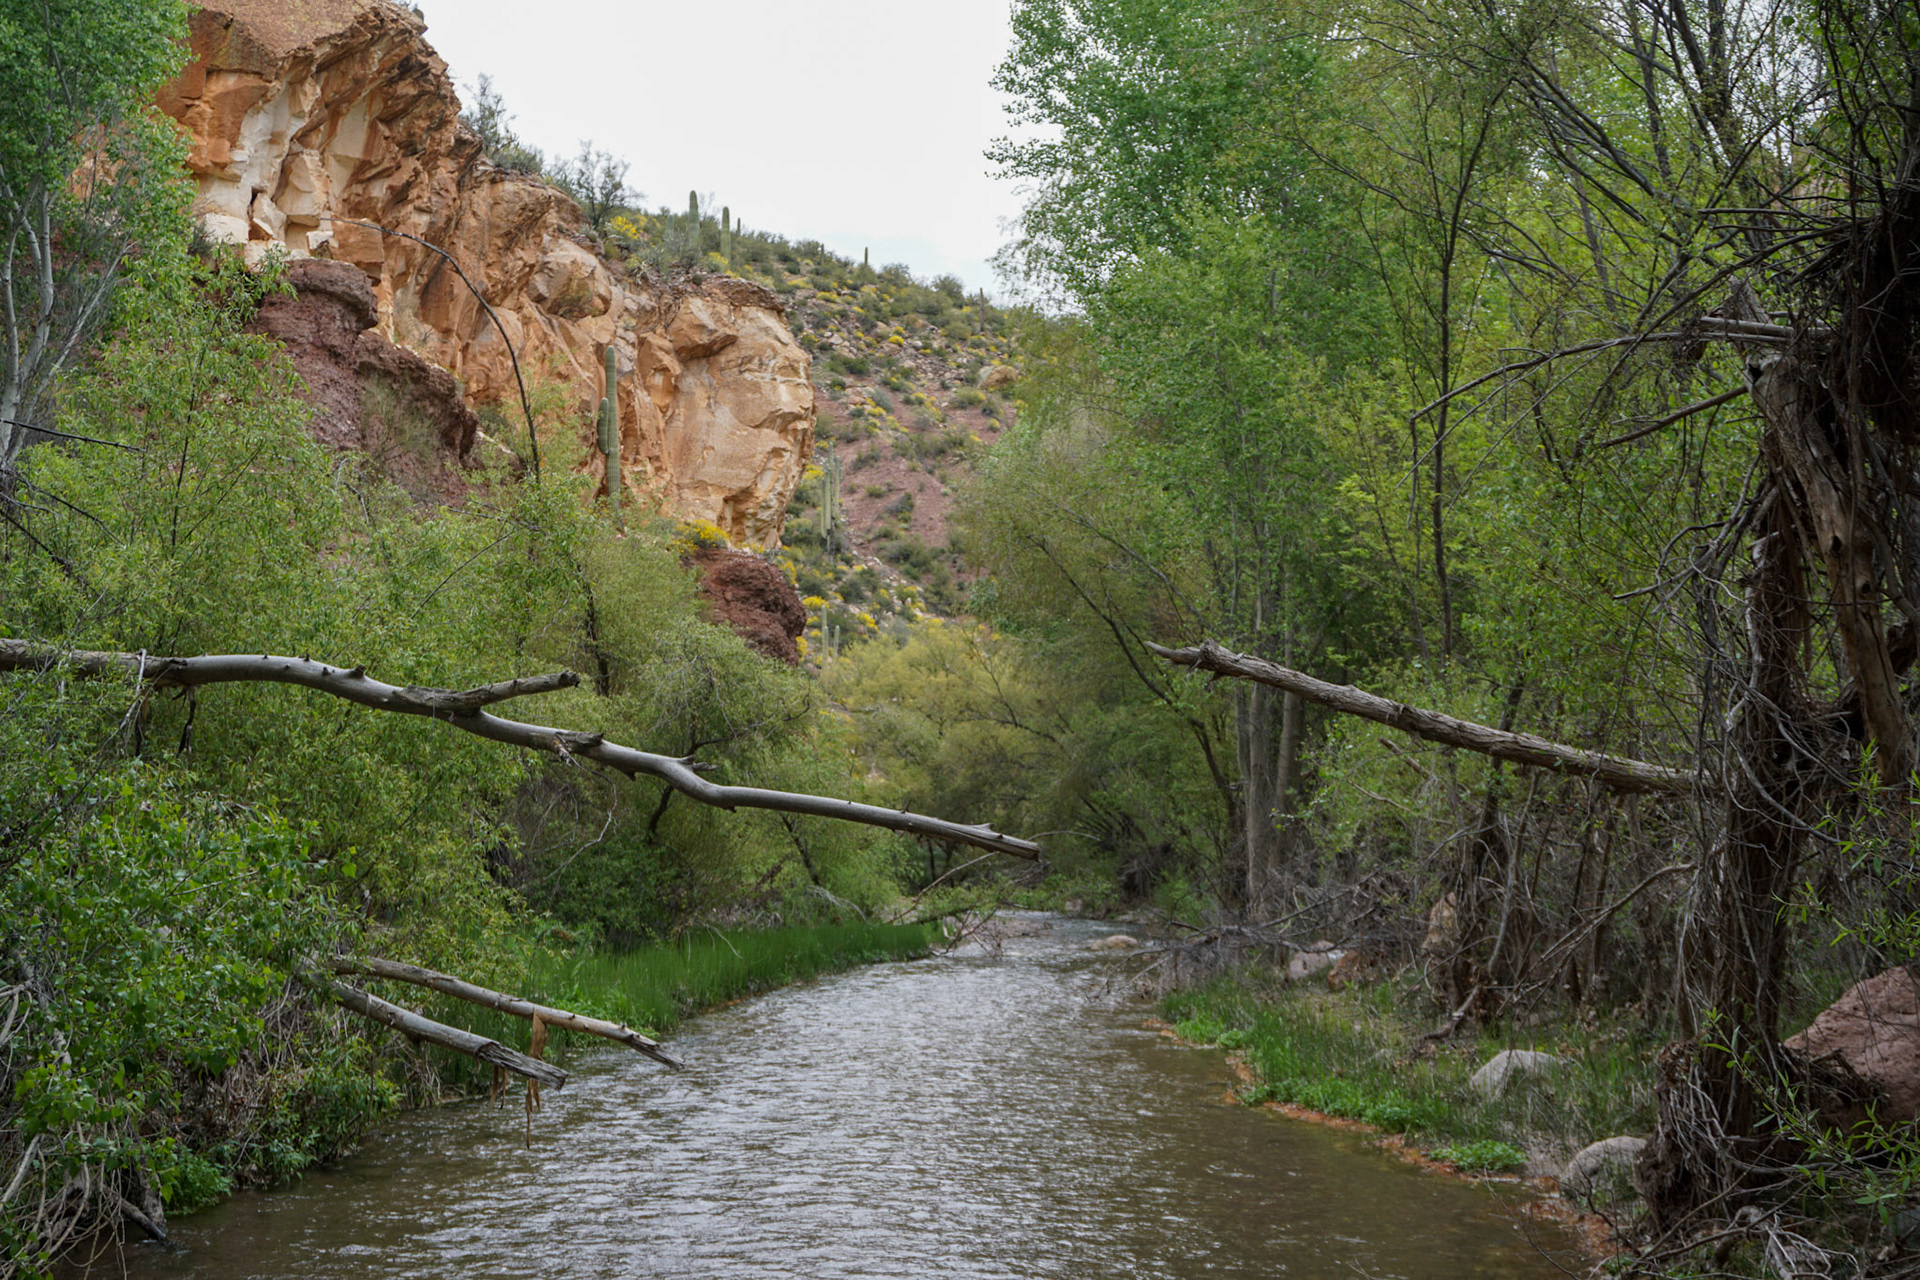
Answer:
1160, 972, 1656, 1184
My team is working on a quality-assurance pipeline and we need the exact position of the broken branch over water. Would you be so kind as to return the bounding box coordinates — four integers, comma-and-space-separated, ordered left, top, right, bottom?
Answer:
0, 641, 1042, 857
315, 975, 570, 1089
326, 956, 682, 1068
1148, 640, 1698, 795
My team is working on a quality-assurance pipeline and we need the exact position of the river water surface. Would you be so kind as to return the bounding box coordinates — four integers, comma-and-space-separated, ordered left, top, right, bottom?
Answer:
106, 916, 1574, 1279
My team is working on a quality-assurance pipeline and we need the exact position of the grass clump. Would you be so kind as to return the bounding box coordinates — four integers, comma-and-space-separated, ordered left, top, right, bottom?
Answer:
1431, 1140, 1527, 1172
531, 921, 937, 1038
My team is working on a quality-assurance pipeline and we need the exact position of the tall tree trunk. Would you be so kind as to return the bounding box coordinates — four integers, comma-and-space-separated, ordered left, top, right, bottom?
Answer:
1239, 681, 1282, 914
1641, 490, 1810, 1226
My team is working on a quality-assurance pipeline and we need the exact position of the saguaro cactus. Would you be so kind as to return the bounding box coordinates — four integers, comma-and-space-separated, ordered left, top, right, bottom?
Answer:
721, 205, 733, 265
597, 343, 622, 524
816, 444, 841, 556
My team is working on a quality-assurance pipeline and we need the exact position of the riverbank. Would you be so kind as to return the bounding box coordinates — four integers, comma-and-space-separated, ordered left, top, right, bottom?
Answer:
528, 921, 941, 1039
107, 913, 1577, 1280
1158, 969, 1654, 1250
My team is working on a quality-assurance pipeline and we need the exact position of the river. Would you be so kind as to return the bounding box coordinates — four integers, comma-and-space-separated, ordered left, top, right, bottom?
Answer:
98, 915, 1575, 1279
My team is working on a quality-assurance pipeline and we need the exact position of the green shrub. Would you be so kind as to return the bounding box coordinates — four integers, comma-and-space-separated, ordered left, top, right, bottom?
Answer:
1176, 1015, 1228, 1043
1430, 1140, 1527, 1173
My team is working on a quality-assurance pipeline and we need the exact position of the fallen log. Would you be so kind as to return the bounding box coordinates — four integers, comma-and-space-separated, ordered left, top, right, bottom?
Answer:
0, 642, 1041, 857
1148, 640, 1698, 795
316, 976, 570, 1089
327, 956, 682, 1068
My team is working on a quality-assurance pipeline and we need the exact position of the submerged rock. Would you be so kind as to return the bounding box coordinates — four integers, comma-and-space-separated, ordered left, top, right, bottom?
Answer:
1470, 1048, 1561, 1099
1088, 934, 1139, 951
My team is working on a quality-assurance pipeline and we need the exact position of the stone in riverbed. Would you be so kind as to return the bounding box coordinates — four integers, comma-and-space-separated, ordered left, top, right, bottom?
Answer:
1088, 934, 1139, 951
1470, 1048, 1562, 1099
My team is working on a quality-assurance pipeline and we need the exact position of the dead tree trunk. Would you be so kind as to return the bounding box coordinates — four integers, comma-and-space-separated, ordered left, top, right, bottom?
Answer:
325, 956, 681, 1067
316, 976, 570, 1089
1640, 487, 1814, 1225
1239, 680, 1282, 913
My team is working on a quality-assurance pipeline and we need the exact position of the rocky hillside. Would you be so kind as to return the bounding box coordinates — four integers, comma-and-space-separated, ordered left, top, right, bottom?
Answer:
710, 249, 1023, 657
157, 0, 813, 548
155, 0, 1022, 661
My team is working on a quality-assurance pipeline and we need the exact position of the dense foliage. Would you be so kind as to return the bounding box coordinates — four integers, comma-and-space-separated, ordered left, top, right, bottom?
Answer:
0, 55, 921, 1269
818, 0, 1920, 1264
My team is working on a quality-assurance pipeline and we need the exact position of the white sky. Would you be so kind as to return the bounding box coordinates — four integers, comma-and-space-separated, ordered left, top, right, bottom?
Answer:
416, 0, 1027, 297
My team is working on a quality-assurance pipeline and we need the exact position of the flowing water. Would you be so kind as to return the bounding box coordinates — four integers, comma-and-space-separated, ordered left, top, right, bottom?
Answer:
100, 916, 1576, 1279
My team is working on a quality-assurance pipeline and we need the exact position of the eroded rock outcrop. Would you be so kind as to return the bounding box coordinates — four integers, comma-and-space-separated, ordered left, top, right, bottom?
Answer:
246, 257, 482, 502
158, 0, 813, 547
686, 546, 807, 665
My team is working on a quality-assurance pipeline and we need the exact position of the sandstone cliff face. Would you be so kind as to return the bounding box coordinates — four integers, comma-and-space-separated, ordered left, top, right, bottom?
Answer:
157, 0, 813, 548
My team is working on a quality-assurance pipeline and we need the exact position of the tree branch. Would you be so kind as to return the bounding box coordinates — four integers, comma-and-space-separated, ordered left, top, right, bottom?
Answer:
1148, 640, 1700, 795
1595, 385, 1751, 449
0, 642, 1042, 857
314, 976, 570, 1088
326, 956, 681, 1068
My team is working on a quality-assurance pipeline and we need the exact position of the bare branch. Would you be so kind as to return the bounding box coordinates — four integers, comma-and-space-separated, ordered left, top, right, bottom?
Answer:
1595, 385, 1751, 450
316, 976, 569, 1088
0, 642, 1042, 857
1148, 640, 1700, 795
326, 956, 682, 1068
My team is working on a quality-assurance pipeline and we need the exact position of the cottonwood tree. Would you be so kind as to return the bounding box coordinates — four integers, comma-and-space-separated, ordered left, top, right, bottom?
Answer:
0, 0, 190, 487
990, 0, 1401, 909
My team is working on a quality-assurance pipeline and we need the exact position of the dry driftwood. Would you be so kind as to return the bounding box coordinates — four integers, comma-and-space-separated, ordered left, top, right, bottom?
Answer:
0, 641, 1041, 857
1148, 640, 1698, 795
326, 956, 682, 1068
318, 976, 570, 1089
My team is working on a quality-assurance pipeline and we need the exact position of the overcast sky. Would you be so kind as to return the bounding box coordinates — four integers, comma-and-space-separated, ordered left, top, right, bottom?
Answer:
417, 0, 1027, 296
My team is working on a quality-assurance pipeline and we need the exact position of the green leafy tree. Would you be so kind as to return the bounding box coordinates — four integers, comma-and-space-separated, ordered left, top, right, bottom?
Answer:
0, 0, 190, 481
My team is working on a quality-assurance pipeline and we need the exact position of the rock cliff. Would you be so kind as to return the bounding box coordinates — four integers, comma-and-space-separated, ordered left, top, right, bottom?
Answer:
245, 257, 482, 503
156, 0, 813, 548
